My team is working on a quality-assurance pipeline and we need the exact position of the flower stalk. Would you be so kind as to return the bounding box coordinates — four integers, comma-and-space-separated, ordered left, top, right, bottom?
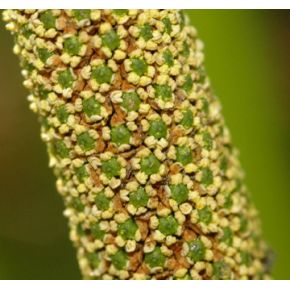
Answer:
3, 9, 271, 279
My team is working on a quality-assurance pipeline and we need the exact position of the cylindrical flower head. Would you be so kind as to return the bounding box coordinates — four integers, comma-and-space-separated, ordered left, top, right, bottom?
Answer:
3, 9, 271, 280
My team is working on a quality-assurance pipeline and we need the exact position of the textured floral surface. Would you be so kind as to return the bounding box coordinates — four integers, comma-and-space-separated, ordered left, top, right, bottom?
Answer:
3, 9, 270, 279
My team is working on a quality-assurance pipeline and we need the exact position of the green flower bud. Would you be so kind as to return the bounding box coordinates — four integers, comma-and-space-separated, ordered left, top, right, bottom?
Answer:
131, 58, 148, 76
139, 24, 153, 41
144, 247, 166, 268
95, 192, 110, 211
64, 36, 82, 55
148, 119, 167, 139
75, 165, 89, 182
110, 250, 128, 270
101, 157, 121, 178
37, 47, 53, 63
92, 65, 113, 84
163, 49, 174, 67
77, 132, 95, 151
91, 223, 105, 240
187, 238, 206, 262
118, 218, 138, 240
73, 9, 91, 21
176, 146, 193, 166
102, 29, 120, 51
58, 69, 74, 89
140, 154, 161, 175
154, 84, 172, 101
56, 105, 69, 123
40, 10, 56, 29
158, 215, 178, 236
129, 187, 149, 208
111, 125, 131, 146
121, 91, 141, 112
198, 206, 212, 225
169, 184, 188, 204
54, 140, 69, 158
180, 109, 193, 129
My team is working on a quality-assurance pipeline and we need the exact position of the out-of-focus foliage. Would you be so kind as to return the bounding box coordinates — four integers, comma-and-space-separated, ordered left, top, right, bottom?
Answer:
0, 10, 289, 279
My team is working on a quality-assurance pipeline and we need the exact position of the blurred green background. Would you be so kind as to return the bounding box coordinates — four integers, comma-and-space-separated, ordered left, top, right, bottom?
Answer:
0, 10, 289, 279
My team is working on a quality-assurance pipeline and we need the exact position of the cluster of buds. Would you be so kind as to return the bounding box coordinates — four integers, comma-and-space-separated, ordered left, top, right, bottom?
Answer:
3, 9, 271, 279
